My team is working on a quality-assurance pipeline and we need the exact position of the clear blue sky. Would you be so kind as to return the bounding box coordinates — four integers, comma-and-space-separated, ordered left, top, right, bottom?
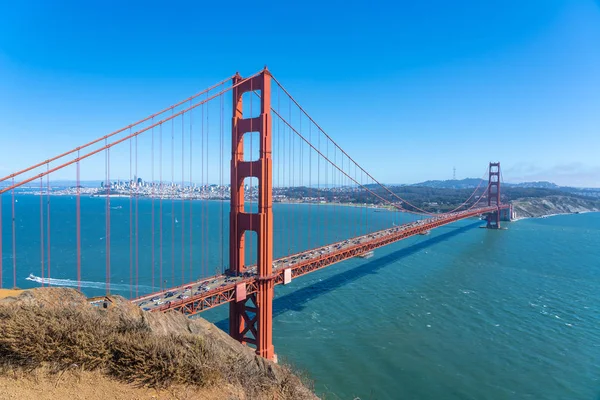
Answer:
1, 0, 599, 187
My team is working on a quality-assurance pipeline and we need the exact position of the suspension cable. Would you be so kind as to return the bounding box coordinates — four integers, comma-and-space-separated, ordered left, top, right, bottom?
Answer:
0, 76, 236, 185
1, 71, 263, 195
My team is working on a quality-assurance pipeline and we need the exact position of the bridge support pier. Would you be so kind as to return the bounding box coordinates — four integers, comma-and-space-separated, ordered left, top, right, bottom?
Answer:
228, 69, 275, 361
486, 212, 500, 229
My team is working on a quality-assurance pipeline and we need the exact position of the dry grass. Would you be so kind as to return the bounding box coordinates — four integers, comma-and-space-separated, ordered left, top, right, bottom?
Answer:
0, 367, 243, 400
0, 289, 316, 400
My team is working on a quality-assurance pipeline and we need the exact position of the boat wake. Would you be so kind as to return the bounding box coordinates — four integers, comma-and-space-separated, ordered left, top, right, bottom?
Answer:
25, 274, 155, 293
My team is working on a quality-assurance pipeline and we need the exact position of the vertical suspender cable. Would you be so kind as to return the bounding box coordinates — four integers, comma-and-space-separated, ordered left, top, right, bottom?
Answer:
334, 144, 338, 240
340, 152, 343, 238
277, 86, 281, 207
299, 109, 303, 250
39, 178, 44, 287
333, 147, 337, 242
219, 95, 225, 273
360, 170, 364, 236
317, 128, 321, 246
11, 179, 16, 288
129, 133, 133, 297
201, 103, 205, 278
288, 99, 292, 255
277, 86, 281, 257
135, 134, 139, 297
46, 164, 51, 285
291, 102, 295, 254
159, 123, 163, 291
353, 163, 357, 237
281, 97, 286, 255
308, 121, 311, 250
151, 120, 155, 291
205, 93, 209, 277
276, 86, 280, 254
76, 151, 81, 291
189, 100, 193, 282
325, 139, 329, 244
105, 143, 111, 294
354, 159, 359, 235
181, 112, 185, 285
367, 176, 370, 233
171, 111, 175, 287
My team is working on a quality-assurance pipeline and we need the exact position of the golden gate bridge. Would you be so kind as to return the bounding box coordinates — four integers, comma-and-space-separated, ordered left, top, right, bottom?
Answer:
0, 68, 511, 361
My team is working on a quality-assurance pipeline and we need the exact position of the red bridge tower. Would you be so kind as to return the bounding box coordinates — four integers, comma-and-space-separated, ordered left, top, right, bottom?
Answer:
229, 69, 275, 361
486, 162, 501, 229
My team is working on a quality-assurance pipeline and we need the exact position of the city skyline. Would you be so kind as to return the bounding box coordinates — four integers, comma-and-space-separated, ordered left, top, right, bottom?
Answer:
4, 174, 597, 190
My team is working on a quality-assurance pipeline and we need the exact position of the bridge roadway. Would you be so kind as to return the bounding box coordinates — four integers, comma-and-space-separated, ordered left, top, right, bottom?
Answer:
131, 205, 507, 315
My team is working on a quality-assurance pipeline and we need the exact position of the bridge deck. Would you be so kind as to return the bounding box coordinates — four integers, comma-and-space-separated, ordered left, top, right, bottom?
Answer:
131, 205, 507, 315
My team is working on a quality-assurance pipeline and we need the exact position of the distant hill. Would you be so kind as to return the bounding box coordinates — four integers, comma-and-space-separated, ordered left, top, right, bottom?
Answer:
510, 181, 559, 189
411, 179, 560, 190
411, 178, 485, 189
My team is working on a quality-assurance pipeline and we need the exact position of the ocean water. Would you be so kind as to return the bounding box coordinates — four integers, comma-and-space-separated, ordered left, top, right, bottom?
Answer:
203, 212, 600, 399
2, 195, 599, 399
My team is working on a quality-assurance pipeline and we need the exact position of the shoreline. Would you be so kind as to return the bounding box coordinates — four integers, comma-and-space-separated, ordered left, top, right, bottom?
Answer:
11, 193, 599, 221
512, 210, 599, 222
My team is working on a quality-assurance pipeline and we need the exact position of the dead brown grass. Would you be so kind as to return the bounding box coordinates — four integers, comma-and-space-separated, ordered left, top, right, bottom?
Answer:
0, 367, 244, 400
0, 288, 316, 400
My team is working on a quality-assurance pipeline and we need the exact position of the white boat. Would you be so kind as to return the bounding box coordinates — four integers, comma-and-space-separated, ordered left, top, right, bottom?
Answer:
357, 251, 374, 259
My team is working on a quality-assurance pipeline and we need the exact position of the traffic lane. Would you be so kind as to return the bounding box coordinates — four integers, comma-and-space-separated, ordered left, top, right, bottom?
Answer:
135, 275, 245, 310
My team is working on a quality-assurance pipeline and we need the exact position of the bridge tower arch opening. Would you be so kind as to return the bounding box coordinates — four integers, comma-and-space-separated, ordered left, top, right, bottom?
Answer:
228, 69, 275, 361
486, 162, 501, 229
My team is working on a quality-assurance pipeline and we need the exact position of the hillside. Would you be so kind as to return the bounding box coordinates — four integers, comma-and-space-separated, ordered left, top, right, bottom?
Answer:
512, 195, 600, 219
0, 288, 316, 400
411, 179, 560, 190
411, 178, 485, 189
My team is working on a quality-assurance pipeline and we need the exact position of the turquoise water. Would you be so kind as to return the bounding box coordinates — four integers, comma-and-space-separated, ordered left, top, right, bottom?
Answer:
204, 213, 600, 399
0, 195, 414, 297
2, 195, 599, 399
